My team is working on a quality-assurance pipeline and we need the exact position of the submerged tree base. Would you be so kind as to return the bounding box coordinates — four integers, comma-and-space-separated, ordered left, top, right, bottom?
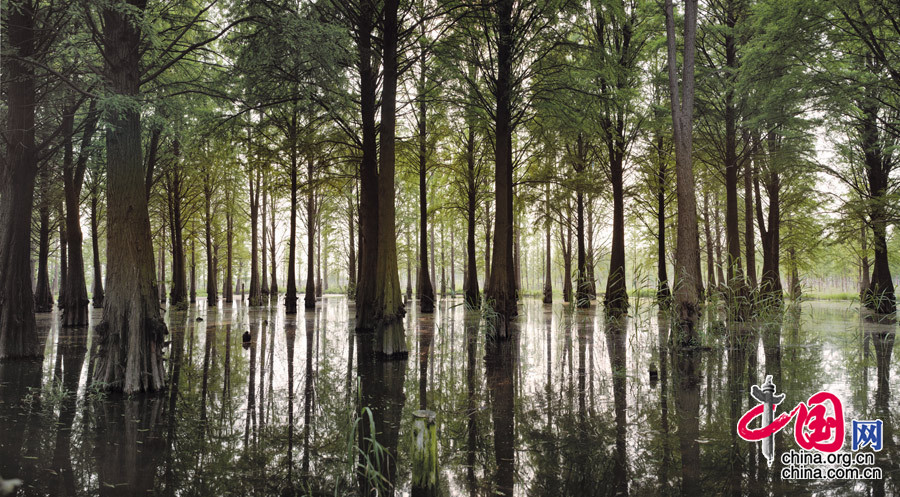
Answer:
374, 316, 408, 359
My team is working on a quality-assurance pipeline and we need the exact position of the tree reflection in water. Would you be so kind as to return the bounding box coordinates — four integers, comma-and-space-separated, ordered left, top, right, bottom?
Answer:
0, 298, 896, 495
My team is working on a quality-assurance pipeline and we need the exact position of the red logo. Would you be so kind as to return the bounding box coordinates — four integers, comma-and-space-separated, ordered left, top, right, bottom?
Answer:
738, 388, 844, 453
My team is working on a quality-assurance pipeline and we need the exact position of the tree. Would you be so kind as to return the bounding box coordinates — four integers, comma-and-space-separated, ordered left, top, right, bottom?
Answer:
92, 0, 167, 392
664, 0, 703, 331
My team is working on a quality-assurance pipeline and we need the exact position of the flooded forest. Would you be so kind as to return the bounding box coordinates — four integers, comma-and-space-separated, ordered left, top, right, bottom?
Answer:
1, 0, 899, 495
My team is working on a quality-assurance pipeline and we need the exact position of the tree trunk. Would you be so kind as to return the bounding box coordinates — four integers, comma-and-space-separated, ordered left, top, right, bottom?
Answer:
485, 0, 517, 335
757, 134, 783, 305
316, 220, 323, 298
91, 186, 105, 309
860, 100, 896, 313
406, 229, 413, 300
417, 110, 435, 312
58, 204, 68, 309
158, 242, 167, 304
664, 0, 702, 331
714, 193, 726, 290
604, 147, 628, 314
744, 152, 757, 289
703, 190, 716, 291
270, 188, 278, 297
305, 158, 317, 310
167, 140, 187, 307
463, 125, 480, 307
451, 229, 456, 296
261, 173, 269, 301
656, 139, 671, 307
190, 235, 196, 304
860, 224, 870, 302
354, 0, 380, 332
586, 200, 597, 299
35, 167, 54, 312
204, 170, 218, 303
93, 0, 167, 392
543, 187, 552, 304
0, 0, 40, 358
249, 165, 262, 306
440, 222, 447, 296
372, 0, 407, 356
286, 122, 299, 313
224, 199, 233, 304
484, 199, 492, 288
347, 193, 356, 298
562, 212, 573, 303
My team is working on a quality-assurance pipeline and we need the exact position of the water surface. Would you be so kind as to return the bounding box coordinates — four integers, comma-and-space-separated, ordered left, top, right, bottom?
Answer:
0, 297, 896, 496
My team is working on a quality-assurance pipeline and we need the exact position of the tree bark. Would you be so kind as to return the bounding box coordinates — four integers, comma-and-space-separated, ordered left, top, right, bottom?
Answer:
744, 152, 757, 289
35, 166, 54, 312
204, 168, 218, 303
93, 0, 167, 392
347, 192, 356, 298
58, 204, 68, 309
249, 163, 262, 306
485, 0, 518, 335
417, 89, 435, 313
91, 184, 104, 308
604, 144, 628, 314
0, 0, 40, 358
224, 191, 234, 304
463, 123, 480, 308
270, 187, 278, 297
859, 99, 896, 314
354, 0, 380, 331
261, 172, 269, 300
305, 158, 317, 310
543, 186, 552, 304
562, 210, 573, 303
703, 190, 716, 291
655, 135, 671, 307
286, 118, 299, 313
372, 0, 407, 356
664, 0, 702, 331
167, 140, 187, 307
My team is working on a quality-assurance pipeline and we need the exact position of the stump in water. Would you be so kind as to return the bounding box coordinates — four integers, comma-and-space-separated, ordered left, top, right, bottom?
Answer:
411, 409, 438, 497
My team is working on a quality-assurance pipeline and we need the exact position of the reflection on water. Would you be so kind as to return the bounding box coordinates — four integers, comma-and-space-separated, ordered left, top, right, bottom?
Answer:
0, 298, 896, 496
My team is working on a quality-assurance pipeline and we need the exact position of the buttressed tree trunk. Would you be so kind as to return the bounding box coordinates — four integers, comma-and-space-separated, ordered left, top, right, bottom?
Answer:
0, 0, 40, 358
354, 0, 379, 332
665, 0, 703, 331
372, 0, 407, 357
860, 99, 896, 314
93, 0, 167, 392
485, 0, 518, 336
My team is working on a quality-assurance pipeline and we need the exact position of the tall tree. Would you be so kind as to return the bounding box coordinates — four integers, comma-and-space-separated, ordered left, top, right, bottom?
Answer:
92, 0, 167, 392
664, 0, 703, 330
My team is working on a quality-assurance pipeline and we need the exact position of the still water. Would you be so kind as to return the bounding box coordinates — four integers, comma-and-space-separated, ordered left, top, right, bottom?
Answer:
0, 296, 896, 496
